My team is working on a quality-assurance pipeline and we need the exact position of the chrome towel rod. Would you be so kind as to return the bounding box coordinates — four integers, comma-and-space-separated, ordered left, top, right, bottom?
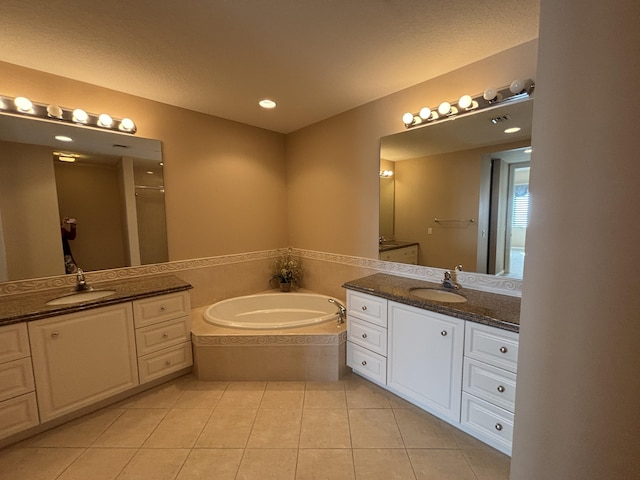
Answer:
434, 218, 475, 223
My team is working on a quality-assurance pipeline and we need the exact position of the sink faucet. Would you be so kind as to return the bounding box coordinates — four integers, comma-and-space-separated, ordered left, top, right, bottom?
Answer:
328, 298, 346, 324
443, 265, 462, 290
379, 236, 387, 245
75, 269, 90, 291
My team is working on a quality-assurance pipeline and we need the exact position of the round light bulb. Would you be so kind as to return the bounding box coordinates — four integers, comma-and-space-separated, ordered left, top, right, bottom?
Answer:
0, 98, 8, 110
402, 112, 415, 126
120, 118, 136, 132
483, 87, 498, 101
47, 104, 63, 119
419, 107, 431, 120
97, 113, 113, 127
509, 79, 525, 94
458, 95, 473, 110
72, 108, 88, 123
14, 96, 33, 112
438, 102, 451, 116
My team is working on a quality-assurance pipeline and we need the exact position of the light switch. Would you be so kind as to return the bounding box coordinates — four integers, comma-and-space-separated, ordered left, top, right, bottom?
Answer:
427, 228, 433, 235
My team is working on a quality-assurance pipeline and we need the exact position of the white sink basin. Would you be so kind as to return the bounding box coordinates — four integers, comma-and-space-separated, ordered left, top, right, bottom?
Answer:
410, 288, 467, 303
46, 290, 116, 306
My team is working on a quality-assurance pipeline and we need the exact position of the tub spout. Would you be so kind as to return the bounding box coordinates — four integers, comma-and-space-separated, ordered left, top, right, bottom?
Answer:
328, 298, 346, 324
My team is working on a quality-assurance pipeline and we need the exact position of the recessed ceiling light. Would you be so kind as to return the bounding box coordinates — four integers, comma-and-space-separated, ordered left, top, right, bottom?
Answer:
504, 127, 522, 134
55, 135, 73, 142
58, 155, 76, 163
259, 99, 277, 109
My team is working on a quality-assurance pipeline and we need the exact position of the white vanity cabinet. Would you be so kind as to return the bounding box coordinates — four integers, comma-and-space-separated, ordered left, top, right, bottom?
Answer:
387, 301, 465, 422
379, 245, 418, 264
29, 303, 139, 422
0, 323, 39, 439
133, 291, 192, 383
461, 321, 519, 455
346, 290, 388, 385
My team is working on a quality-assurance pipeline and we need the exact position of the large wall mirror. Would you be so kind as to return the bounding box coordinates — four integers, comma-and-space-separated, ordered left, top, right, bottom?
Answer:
379, 98, 533, 279
0, 114, 167, 282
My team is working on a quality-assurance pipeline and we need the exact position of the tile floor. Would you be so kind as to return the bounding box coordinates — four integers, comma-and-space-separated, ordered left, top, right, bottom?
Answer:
0, 373, 510, 479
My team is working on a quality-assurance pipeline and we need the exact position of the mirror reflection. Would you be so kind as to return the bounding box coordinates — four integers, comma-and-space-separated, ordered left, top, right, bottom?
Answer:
379, 98, 533, 279
0, 114, 167, 282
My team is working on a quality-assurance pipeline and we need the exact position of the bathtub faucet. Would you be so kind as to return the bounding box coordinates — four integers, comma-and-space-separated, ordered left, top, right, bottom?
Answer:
328, 299, 346, 324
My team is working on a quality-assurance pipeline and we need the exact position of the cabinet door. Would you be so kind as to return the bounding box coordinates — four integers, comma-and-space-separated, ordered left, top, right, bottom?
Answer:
29, 304, 139, 422
387, 301, 464, 422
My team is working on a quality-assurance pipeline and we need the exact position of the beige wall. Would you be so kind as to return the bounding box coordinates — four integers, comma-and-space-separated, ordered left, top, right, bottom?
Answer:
511, 0, 640, 478
0, 61, 288, 263
0, 141, 63, 280
285, 40, 538, 261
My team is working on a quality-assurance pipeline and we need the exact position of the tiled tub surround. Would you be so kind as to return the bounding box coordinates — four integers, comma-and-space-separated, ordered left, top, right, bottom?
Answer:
191, 303, 348, 382
343, 273, 520, 332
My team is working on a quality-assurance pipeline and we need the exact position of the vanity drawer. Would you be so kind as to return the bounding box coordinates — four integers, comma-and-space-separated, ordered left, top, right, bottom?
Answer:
0, 357, 35, 402
347, 317, 387, 356
133, 291, 191, 328
0, 392, 39, 440
465, 322, 519, 373
347, 290, 387, 327
135, 316, 191, 356
0, 323, 30, 363
347, 341, 387, 385
461, 392, 514, 455
138, 342, 193, 383
463, 358, 517, 413
379, 245, 418, 265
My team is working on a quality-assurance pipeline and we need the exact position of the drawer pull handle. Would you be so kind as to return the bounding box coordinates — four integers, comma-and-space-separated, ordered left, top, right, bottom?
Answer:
495, 423, 503, 431
162, 333, 169, 338
497, 385, 505, 393
165, 360, 172, 366
499, 346, 508, 354
160, 305, 167, 311
361, 306, 368, 311
361, 360, 367, 366
362, 333, 368, 339
441, 330, 447, 336
51, 331, 59, 338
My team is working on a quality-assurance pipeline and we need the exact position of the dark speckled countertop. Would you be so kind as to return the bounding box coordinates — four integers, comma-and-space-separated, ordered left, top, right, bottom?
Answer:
378, 241, 419, 253
0, 275, 192, 327
343, 273, 520, 332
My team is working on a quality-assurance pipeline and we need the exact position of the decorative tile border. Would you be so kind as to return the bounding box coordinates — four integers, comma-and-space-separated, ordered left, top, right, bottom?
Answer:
193, 330, 347, 346
0, 246, 521, 297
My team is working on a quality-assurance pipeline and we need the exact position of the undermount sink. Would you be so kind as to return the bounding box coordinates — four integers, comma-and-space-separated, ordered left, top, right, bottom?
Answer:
46, 290, 116, 306
410, 288, 467, 303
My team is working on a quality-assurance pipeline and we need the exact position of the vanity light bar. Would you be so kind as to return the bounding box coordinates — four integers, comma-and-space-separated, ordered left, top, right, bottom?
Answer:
0, 95, 137, 134
402, 79, 534, 129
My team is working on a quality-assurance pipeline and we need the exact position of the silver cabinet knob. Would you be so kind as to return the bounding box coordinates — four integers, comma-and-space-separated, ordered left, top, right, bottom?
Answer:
362, 333, 368, 339
51, 331, 59, 338
162, 333, 169, 338
361, 305, 368, 311
441, 330, 447, 336
160, 305, 167, 311
497, 385, 505, 393
361, 360, 367, 366
499, 346, 508, 354
495, 423, 503, 431
165, 360, 172, 366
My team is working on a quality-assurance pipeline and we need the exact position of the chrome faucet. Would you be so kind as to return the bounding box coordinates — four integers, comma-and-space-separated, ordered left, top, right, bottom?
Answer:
443, 265, 463, 289
328, 298, 346, 324
379, 236, 387, 245
75, 269, 90, 291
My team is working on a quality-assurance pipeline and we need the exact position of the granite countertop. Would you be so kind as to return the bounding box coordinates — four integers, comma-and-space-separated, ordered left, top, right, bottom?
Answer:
378, 241, 419, 253
343, 273, 520, 332
0, 275, 192, 327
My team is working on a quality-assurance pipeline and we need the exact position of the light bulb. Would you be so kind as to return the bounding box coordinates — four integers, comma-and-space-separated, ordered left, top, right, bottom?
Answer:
438, 102, 451, 116
0, 98, 7, 110
47, 104, 63, 119
509, 79, 525, 94
97, 113, 113, 127
458, 95, 473, 110
402, 112, 415, 126
419, 107, 431, 120
14, 96, 33, 112
119, 118, 136, 132
483, 87, 498, 101
72, 109, 88, 123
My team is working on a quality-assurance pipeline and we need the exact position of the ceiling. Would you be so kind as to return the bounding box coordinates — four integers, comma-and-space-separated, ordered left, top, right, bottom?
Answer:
0, 0, 539, 134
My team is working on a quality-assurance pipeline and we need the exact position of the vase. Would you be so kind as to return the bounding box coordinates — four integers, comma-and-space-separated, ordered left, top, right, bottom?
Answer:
279, 282, 291, 292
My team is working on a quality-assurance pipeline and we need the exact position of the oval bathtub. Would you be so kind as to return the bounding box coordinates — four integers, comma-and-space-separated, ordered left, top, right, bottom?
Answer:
203, 292, 342, 329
